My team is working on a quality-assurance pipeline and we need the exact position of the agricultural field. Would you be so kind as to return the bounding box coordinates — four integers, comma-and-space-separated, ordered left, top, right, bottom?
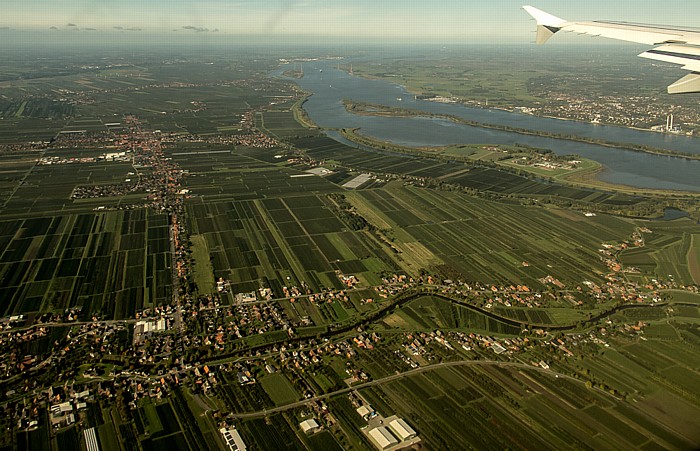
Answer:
555, 315, 700, 445
0, 208, 172, 319
261, 110, 316, 139
621, 220, 700, 286
0, 118, 68, 144
381, 296, 523, 335
260, 373, 301, 406
348, 183, 635, 286
351, 50, 545, 105
128, 391, 222, 451
291, 134, 643, 210
1, 47, 699, 451
178, 145, 403, 294
0, 147, 143, 218
236, 415, 307, 450
169, 114, 687, 300
356, 363, 699, 450
0, 54, 297, 321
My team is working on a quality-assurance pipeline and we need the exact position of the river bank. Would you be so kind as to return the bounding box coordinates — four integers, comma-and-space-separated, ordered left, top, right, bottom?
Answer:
343, 100, 700, 162
274, 60, 700, 191
338, 126, 700, 198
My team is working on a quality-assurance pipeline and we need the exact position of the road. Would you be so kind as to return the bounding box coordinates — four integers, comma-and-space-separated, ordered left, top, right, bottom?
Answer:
170, 217, 183, 333
227, 359, 614, 419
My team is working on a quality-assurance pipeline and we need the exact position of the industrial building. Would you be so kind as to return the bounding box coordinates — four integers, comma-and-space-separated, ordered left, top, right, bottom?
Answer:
133, 318, 167, 345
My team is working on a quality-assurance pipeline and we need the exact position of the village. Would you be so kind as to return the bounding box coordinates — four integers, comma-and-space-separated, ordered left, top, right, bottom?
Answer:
1, 100, 698, 449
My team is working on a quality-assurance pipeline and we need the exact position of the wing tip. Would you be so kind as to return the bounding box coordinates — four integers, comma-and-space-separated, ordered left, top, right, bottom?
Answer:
668, 73, 700, 94
522, 6, 566, 28
524, 6, 565, 44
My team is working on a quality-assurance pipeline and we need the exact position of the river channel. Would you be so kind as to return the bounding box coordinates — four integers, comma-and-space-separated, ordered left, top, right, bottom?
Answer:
277, 60, 700, 192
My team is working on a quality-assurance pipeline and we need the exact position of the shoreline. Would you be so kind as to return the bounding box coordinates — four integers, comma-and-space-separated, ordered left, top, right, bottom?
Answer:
347, 68, 696, 141
273, 72, 699, 196
343, 100, 700, 162
338, 127, 700, 197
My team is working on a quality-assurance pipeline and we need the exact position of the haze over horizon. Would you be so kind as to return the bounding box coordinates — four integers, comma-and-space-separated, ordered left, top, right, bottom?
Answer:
2, 0, 700, 46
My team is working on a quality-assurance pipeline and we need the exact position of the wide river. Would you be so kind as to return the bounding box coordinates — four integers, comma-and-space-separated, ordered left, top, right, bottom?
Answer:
279, 60, 700, 192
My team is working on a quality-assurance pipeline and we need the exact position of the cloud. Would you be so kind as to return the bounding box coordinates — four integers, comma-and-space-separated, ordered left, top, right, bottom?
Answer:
84, 27, 96, 31
181, 26, 219, 33
113, 26, 123, 30
66, 23, 76, 27
183, 25, 210, 33
0, 26, 10, 30
49, 26, 58, 30
126, 27, 142, 31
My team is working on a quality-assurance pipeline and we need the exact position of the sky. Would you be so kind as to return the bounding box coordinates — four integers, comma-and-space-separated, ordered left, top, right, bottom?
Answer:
2, 0, 700, 45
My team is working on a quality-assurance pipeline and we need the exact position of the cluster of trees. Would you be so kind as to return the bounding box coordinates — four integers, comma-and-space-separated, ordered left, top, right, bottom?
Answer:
327, 193, 373, 231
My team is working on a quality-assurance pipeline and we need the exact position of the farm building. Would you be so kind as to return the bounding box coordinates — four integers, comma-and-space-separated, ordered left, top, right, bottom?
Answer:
84, 428, 99, 451
300, 418, 320, 434
368, 427, 398, 450
388, 418, 417, 441
357, 405, 373, 420
220, 427, 247, 451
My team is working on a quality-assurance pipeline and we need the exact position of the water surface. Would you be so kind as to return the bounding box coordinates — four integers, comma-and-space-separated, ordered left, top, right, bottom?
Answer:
279, 61, 700, 192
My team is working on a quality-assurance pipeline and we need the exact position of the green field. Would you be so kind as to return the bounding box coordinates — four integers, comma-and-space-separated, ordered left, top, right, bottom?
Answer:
357, 363, 699, 449
1, 48, 699, 451
0, 208, 172, 318
689, 234, 700, 284
260, 373, 301, 406
190, 234, 215, 295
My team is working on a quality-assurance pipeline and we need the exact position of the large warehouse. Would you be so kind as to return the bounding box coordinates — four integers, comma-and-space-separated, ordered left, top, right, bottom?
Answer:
368, 427, 398, 450
389, 418, 417, 441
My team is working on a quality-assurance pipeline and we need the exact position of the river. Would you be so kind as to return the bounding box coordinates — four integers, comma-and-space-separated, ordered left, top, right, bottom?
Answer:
275, 60, 700, 192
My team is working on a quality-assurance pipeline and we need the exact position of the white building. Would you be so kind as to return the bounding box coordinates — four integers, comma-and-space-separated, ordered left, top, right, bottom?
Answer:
388, 418, 417, 441
51, 402, 73, 416
84, 427, 100, 451
356, 405, 372, 420
369, 427, 398, 450
220, 427, 247, 451
133, 318, 168, 345
300, 419, 320, 434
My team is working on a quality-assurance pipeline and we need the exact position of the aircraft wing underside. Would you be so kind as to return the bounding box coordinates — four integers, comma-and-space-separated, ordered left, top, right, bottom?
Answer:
523, 5, 700, 94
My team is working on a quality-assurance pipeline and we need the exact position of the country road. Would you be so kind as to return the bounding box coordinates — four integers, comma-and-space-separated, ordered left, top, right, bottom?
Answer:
227, 359, 612, 419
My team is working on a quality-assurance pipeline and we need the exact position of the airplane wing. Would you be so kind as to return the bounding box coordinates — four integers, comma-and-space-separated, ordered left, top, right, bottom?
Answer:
523, 6, 700, 94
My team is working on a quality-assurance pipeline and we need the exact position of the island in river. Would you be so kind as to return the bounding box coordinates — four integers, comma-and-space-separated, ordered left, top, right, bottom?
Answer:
285, 59, 700, 193
342, 100, 700, 162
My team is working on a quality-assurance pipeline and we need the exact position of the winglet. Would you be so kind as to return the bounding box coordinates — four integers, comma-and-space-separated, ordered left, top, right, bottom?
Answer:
523, 6, 567, 44
668, 73, 700, 94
